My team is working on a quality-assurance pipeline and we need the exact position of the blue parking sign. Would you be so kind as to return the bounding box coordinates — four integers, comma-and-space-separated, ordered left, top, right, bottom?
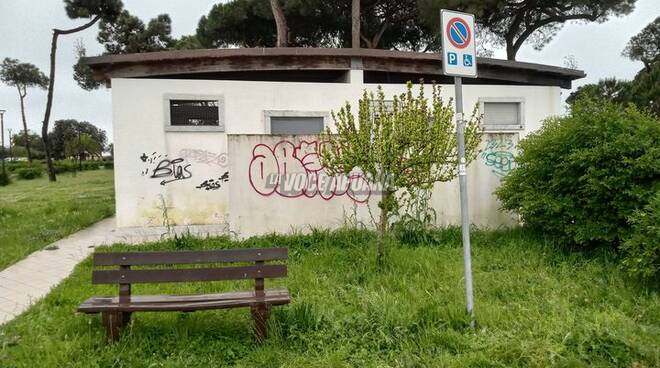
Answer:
463, 54, 473, 67
448, 52, 458, 65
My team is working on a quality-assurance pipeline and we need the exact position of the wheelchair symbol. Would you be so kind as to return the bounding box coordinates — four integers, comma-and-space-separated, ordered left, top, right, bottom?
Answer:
463, 54, 473, 67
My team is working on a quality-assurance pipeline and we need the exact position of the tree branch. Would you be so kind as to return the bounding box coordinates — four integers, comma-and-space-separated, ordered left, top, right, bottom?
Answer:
54, 14, 102, 35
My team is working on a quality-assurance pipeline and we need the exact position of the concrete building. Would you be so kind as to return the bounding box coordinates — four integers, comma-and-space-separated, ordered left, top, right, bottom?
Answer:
84, 48, 584, 238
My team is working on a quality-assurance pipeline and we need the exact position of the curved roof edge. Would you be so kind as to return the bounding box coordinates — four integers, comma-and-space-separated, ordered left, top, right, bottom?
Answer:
83, 47, 586, 89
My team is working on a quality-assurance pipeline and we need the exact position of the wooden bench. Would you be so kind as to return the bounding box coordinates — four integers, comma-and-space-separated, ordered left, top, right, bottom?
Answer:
78, 248, 289, 341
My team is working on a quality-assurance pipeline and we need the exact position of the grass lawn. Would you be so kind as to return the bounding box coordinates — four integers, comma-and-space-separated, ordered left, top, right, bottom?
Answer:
0, 170, 115, 270
0, 228, 658, 367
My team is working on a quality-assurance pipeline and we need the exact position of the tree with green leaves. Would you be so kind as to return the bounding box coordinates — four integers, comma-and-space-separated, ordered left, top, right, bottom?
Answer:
480, 0, 637, 60
0, 58, 49, 162
74, 10, 176, 90
42, 0, 123, 181
173, 35, 204, 50
625, 61, 660, 116
568, 64, 659, 117
321, 83, 481, 267
65, 133, 103, 163
566, 78, 631, 106
49, 119, 107, 160
622, 16, 659, 70
97, 11, 175, 54
11, 131, 46, 159
195, 0, 435, 49
197, 0, 277, 47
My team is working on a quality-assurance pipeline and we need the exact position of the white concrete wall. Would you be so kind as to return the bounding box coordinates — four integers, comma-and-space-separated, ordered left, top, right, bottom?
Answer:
111, 75, 560, 234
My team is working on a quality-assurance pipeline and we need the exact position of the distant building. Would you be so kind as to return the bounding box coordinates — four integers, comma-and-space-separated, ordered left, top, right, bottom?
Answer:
84, 48, 584, 237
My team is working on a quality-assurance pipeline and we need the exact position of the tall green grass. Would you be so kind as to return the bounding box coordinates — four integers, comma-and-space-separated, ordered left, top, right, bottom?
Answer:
1, 228, 657, 367
0, 170, 114, 270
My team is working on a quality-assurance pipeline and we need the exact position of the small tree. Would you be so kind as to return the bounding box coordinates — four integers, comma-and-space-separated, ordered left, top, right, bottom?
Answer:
0, 58, 49, 162
321, 83, 481, 267
65, 133, 103, 169
49, 119, 107, 160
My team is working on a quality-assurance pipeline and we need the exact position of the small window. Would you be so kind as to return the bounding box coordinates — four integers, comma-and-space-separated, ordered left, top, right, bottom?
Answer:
271, 116, 324, 134
164, 94, 224, 132
480, 98, 524, 131
170, 100, 219, 126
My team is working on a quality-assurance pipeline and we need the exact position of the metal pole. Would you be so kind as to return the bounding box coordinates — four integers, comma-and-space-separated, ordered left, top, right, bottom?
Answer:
0, 110, 5, 175
454, 76, 475, 326
78, 127, 82, 172
8, 128, 13, 162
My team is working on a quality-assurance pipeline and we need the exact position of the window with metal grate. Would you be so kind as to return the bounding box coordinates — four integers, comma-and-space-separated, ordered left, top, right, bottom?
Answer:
169, 100, 220, 126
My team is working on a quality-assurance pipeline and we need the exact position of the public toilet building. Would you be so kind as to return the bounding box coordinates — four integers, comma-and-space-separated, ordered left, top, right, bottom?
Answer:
84, 48, 585, 238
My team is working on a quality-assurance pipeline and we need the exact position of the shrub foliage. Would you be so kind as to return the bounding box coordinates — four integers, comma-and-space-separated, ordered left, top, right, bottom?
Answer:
621, 191, 660, 279
16, 165, 43, 180
0, 171, 10, 186
496, 99, 660, 249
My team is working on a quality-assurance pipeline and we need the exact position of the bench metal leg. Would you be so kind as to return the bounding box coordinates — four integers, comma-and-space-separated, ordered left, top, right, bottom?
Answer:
101, 312, 124, 341
122, 312, 132, 325
251, 304, 270, 342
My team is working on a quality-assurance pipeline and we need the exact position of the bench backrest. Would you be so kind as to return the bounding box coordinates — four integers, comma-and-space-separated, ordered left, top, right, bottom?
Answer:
92, 248, 288, 285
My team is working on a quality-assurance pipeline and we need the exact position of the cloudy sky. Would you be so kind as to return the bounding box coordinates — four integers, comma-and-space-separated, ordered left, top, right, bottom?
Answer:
0, 0, 657, 143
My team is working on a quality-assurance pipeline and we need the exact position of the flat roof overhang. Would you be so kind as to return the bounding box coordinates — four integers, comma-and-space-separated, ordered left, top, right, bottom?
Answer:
83, 48, 585, 89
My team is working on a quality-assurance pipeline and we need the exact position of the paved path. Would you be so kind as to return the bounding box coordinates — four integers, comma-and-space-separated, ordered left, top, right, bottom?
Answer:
0, 218, 228, 325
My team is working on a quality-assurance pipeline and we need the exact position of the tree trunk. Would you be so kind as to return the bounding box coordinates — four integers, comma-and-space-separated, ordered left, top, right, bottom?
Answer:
377, 189, 392, 269
18, 90, 32, 162
42, 31, 59, 181
270, 0, 288, 47
352, 0, 360, 48
506, 41, 516, 60
42, 15, 101, 182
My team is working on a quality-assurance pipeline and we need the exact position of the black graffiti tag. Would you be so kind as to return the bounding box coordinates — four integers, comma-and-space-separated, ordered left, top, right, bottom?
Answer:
196, 171, 229, 191
150, 158, 193, 185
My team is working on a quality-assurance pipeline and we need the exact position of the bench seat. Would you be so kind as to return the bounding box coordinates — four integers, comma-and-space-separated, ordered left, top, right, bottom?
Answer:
79, 288, 290, 313
80, 247, 289, 341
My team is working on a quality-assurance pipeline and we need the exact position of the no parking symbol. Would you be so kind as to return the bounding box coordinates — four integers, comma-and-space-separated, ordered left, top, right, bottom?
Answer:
441, 10, 477, 77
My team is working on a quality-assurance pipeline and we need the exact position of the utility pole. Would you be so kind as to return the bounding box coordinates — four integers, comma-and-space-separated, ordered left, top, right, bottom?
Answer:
0, 109, 6, 176
8, 128, 13, 162
78, 126, 83, 172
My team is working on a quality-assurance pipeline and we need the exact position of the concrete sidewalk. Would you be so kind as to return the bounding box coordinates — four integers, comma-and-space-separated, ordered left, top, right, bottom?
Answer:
0, 217, 228, 325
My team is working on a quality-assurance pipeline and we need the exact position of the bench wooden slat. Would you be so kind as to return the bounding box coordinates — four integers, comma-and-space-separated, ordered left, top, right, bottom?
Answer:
92, 264, 287, 284
78, 288, 290, 313
82, 287, 290, 305
94, 248, 288, 266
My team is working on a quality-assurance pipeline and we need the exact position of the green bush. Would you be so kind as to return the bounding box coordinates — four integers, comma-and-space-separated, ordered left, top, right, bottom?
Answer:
620, 191, 660, 279
53, 160, 77, 174
496, 98, 660, 248
102, 160, 113, 169
7, 161, 31, 172
16, 165, 43, 180
0, 171, 10, 186
82, 161, 100, 171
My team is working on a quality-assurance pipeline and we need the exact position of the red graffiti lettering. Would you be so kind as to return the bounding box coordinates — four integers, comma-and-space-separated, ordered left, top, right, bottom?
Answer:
248, 140, 370, 203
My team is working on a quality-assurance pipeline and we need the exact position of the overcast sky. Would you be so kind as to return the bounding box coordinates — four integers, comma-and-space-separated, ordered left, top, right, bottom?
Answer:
0, 0, 658, 144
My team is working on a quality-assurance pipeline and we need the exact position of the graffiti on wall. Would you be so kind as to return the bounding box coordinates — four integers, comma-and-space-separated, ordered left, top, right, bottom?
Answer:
140, 152, 192, 185
480, 137, 516, 177
196, 171, 229, 191
248, 140, 370, 203
179, 149, 228, 167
